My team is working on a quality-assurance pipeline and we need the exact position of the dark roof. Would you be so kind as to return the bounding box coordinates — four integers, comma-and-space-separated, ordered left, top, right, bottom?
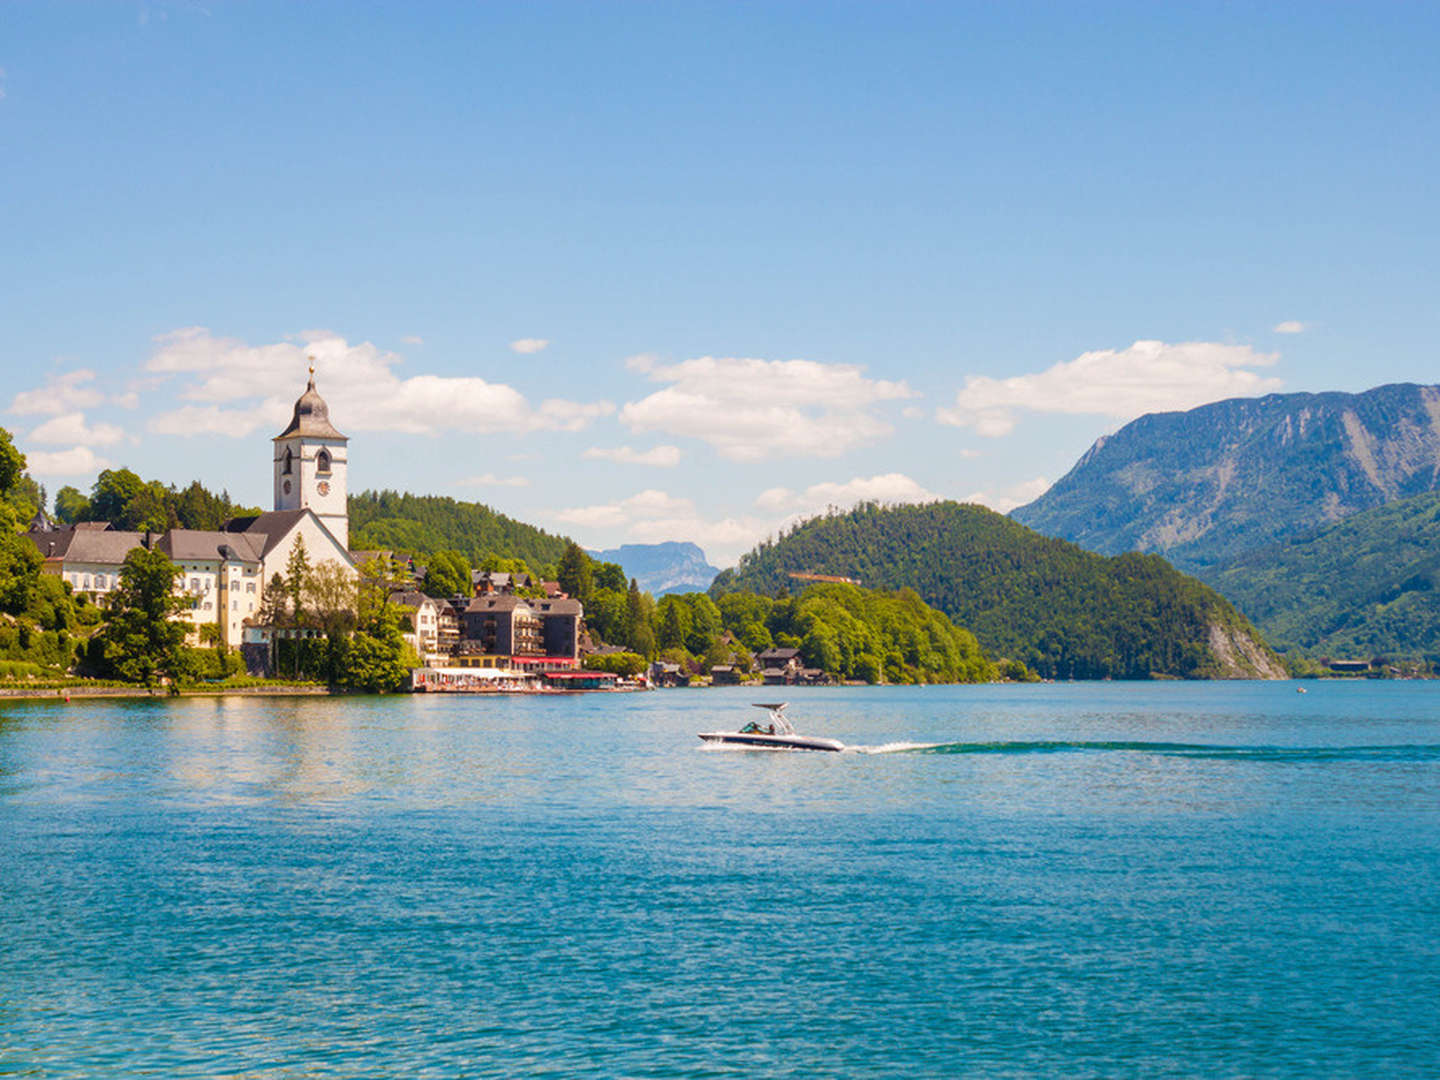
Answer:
389, 590, 435, 609
159, 530, 265, 563
535, 598, 583, 615
223, 509, 332, 560
463, 595, 531, 613
26, 526, 145, 566
274, 372, 346, 440
757, 648, 801, 660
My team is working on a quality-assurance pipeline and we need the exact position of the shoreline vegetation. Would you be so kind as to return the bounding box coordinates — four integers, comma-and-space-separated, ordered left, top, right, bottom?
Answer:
5, 440, 1419, 697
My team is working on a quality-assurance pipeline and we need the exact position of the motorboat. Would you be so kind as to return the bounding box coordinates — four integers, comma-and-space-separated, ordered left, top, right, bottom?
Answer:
698, 703, 845, 752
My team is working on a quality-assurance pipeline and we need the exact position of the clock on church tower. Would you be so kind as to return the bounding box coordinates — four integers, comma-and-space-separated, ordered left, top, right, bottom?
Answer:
272, 368, 350, 549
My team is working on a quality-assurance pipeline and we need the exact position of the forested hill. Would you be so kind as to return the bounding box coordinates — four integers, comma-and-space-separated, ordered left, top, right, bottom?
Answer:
348, 491, 572, 569
1204, 490, 1440, 659
1012, 383, 1440, 571
709, 502, 1283, 680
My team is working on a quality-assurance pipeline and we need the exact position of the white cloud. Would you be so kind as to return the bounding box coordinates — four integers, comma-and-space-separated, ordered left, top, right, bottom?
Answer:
619, 354, 916, 461
510, 338, 550, 354
402, 335, 424, 345
144, 327, 611, 438
964, 477, 1052, 514
755, 473, 940, 514
552, 488, 771, 563
582, 444, 682, 467
22, 445, 113, 477
552, 475, 945, 566
113, 392, 141, 409
9, 370, 105, 416
458, 473, 530, 488
28, 412, 127, 446
1273, 321, 1306, 334
937, 340, 1282, 437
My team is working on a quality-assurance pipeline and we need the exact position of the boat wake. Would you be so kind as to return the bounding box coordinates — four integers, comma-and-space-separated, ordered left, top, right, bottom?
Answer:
842, 740, 1440, 761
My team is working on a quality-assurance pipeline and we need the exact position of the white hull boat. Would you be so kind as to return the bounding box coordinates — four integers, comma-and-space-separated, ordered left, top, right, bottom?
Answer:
699, 703, 845, 752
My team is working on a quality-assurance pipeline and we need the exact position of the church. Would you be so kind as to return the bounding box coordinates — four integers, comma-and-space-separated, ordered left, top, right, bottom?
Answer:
26, 372, 358, 650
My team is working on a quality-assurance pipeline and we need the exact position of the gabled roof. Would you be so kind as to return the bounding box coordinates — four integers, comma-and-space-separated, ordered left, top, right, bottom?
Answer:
223, 509, 316, 558
389, 590, 436, 609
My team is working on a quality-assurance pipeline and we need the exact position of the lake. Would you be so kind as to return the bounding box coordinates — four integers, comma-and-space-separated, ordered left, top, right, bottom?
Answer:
2, 682, 1438, 1078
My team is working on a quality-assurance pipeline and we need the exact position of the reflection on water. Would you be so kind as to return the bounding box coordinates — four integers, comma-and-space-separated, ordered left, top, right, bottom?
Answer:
1, 682, 1438, 1078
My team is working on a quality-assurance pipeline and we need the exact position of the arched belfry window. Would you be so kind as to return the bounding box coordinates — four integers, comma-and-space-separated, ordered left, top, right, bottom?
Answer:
283, 448, 294, 475
317, 449, 332, 475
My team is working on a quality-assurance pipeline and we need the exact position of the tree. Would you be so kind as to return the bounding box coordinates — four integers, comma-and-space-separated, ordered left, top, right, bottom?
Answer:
594, 561, 627, 592
54, 486, 90, 525
3, 474, 44, 523
86, 468, 147, 525
0, 427, 24, 500
625, 578, 656, 658
423, 549, 471, 597
95, 547, 191, 686
557, 541, 594, 602
656, 597, 690, 650
285, 536, 311, 626
0, 532, 43, 614
583, 651, 647, 677
305, 561, 359, 638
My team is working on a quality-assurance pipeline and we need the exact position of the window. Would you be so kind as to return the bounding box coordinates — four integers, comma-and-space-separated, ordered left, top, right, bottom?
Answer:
317, 449, 331, 475
247, 582, 256, 593
191, 578, 200, 591
203, 602, 212, 611
283, 447, 294, 475
233, 601, 239, 611
94, 574, 105, 590
83, 576, 91, 590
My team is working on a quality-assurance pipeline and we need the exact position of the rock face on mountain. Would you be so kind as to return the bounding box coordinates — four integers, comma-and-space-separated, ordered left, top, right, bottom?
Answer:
1012, 383, 1440, 571
591, 542, 720, 597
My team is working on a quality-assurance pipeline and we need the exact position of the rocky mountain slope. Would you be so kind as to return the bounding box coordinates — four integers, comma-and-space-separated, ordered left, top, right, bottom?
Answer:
1012, 383, 1440, 571
590, 541, 720, 597
711, 501, 1283, 680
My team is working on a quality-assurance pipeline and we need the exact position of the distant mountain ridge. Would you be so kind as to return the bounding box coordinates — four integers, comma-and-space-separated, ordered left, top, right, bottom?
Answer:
711, 501, 1283, 680
1013, 383, 1440, 571
590, 541, 720, 597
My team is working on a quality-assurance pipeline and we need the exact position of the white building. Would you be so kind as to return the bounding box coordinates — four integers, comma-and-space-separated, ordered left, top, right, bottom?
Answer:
27, 372, 357, 652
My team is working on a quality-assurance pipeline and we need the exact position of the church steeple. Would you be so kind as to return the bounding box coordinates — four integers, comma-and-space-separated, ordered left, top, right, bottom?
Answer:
273, 364, 349, 548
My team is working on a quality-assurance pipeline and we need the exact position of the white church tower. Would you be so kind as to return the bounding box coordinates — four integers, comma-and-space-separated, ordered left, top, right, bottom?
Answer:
273, 367, 349, 549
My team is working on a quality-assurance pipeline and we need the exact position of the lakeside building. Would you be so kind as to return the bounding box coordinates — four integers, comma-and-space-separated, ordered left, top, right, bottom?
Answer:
26, 370, 589, 685
25, 372, 357, 654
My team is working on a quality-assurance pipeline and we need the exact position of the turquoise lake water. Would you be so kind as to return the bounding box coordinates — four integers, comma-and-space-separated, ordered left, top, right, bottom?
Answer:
2, 682, 1438, 1078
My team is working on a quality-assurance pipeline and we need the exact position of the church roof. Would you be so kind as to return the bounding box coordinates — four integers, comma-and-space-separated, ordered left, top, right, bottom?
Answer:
274, 372, 346, 441
158, 530, 266, 563
224, 509, 317, 558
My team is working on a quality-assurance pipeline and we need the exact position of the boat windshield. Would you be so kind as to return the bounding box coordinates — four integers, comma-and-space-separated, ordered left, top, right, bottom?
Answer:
749, 703, 796, 735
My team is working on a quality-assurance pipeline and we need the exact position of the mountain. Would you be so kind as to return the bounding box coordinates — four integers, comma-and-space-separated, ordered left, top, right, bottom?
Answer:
1206, 490, 1440, 660
710, 501, 1283, 680
591, 542, 721, 597
348, 491, 572, 570
1012, 383, 1440, 572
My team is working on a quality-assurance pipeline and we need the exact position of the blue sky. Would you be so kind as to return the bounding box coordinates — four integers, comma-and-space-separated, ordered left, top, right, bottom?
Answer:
4, 2, 1438, 564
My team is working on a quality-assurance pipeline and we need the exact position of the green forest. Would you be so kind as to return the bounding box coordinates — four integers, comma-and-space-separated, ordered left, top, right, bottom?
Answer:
348, 490, 573, 571
711, 501, 1278, 680
555, 539, 1005, 685
1204, 490, 1440, 660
